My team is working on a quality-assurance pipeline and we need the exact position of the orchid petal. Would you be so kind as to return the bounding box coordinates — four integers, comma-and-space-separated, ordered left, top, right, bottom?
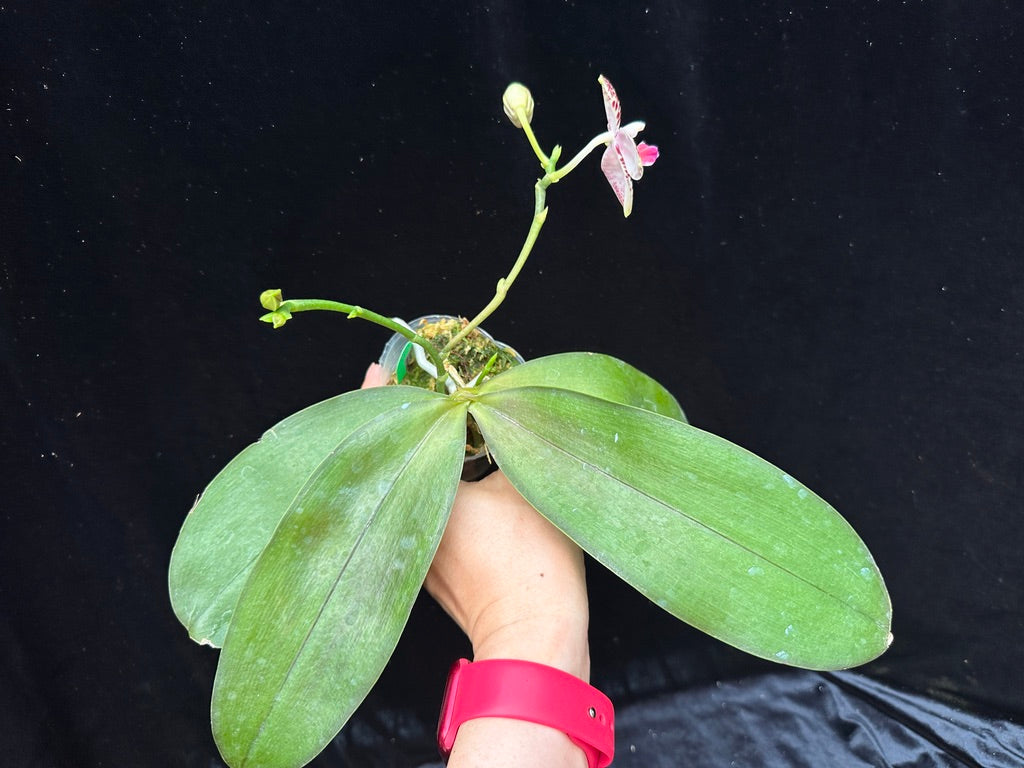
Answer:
614, 130, 644, 181
598, 74, 621, 133
637, 142, 660, 166
621, 120, 646, 139
601, 144, 634, 217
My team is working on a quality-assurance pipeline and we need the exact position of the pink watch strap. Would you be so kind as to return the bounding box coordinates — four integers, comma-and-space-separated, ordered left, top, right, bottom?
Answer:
437, 658, 615, 768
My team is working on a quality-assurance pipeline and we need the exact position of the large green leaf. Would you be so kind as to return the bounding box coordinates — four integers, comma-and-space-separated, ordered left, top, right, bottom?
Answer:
212, 396, 468, 768
469, 386, 891, 670
169, 386, 443, 648
483, 351, 687, 422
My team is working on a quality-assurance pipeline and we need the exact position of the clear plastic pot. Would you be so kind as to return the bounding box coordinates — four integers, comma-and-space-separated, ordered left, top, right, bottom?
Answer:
378, 315, 524, 480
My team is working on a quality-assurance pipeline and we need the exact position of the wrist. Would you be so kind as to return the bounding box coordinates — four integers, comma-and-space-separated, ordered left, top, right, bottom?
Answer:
446, 718, 589, 768
471, 614, 591, 682
438, 658, 613, 768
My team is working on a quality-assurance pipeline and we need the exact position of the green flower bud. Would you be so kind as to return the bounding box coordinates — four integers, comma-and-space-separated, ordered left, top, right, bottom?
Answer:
260, 288, 283, 311
502, 82, 534, 128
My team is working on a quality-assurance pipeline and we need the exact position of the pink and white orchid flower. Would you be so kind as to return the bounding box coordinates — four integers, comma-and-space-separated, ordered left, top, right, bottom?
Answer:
598, 75, 659, 217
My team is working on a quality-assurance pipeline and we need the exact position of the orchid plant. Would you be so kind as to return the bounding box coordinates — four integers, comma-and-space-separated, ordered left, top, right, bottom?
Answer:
170, 76, 892, 768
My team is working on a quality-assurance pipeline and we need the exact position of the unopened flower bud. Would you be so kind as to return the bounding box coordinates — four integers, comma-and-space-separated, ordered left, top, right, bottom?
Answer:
260, 288, 283, 311
502, 82, 534, 128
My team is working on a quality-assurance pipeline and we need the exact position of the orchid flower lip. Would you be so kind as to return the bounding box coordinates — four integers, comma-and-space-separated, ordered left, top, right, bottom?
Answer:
637, 142, 659, 166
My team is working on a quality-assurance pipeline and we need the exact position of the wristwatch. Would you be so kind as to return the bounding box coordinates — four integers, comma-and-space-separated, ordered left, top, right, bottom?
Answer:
437, 658, 614, 768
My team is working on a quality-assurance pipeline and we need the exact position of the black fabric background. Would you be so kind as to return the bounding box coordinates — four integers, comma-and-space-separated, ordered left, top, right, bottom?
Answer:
3, 2, 1022, 766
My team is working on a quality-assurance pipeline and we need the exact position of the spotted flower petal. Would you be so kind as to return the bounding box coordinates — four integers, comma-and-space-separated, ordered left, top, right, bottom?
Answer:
601, 143, 634, 217
599, 75, 622, 133
614, 130, 644, 181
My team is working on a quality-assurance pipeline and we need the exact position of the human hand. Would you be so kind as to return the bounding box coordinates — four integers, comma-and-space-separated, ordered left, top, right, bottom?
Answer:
424, 469, 590, 679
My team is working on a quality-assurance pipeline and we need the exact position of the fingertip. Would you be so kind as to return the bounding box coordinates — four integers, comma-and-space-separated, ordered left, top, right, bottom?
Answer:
361, 362, 386, 389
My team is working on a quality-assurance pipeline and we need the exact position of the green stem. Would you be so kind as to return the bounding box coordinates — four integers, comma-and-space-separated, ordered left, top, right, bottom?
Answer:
518, 111, 549, 167
258, 121, 613, 393
440, 132, 608, 357
273, 299, 449, 386
548, 131, 612, 183
441, 179, 550, 356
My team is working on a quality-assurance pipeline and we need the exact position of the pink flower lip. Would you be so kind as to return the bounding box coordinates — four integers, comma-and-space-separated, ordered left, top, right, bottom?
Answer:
637, 142, 659, 166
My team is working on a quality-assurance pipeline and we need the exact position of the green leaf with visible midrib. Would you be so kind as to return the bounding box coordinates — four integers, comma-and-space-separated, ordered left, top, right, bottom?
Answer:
470, 386, 891, 670
483, 351, 687, 422
212, 396, 468, 768
168, 386, 440, 648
